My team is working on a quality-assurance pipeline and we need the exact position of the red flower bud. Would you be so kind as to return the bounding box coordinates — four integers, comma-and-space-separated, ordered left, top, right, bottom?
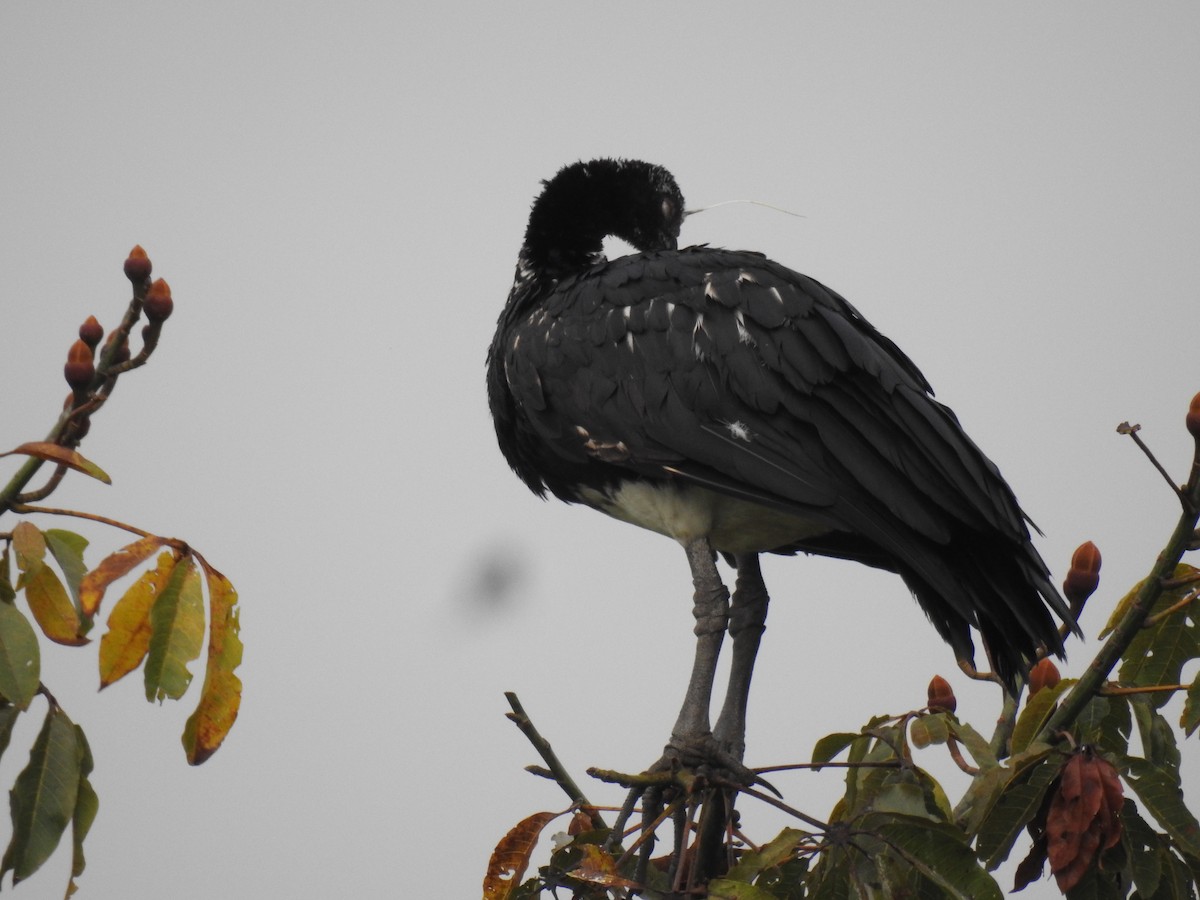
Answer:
144, 278, 173, 322
1028, 658, 1061, 697
927, 674, 957, 713
124, 245, 152, 283
64, 339, 95, 391
1187, 392, 1200, 439
79, 315, 103, 348
1063, 541, 1101, 607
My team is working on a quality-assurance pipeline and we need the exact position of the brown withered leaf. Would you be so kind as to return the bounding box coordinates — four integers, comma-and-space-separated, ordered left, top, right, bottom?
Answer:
568, 844, 639, 889
1, 443, 111, 485
568, 809, 595, 836
483, 811, 558, 899
79, 535, 168, 618
1045, 749, 1124, 892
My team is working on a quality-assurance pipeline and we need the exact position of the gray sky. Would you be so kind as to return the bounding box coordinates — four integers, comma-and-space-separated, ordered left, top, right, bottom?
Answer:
2, 4, 1199, 898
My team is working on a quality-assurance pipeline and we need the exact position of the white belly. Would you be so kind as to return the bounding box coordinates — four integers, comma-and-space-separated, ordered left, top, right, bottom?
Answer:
578, 480, 830, 555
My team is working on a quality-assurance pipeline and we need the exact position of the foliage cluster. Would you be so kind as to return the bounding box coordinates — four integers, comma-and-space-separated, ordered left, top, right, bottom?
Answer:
0, 248, 242, 895
486, 395, 1200, 899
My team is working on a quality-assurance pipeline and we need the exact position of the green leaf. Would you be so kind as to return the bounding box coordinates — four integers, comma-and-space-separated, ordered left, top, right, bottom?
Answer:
1121, 801, 1164, 899
707, 878, 782, 899
976, 750, 1064, 869
68, 725, 98, 891
874, 780, 938, 821
145, 556, 204, 702
947, 718, 998, 771
807, 845, 850, 900
0, 704, 20, 762
724, 827, 808, 882
812, 732, 861, 766
1181, 673, 1200, 737
0, 601, 40, 709
0, 546, 15, 605
1125, 757, 1200, 859
872, 815, 1003, 899
1118, 564, 1200, 709
42, 530, 89, 615
1132, 697, 1182, 770
1011, 679, 1072, 754
0, 705, 81, 885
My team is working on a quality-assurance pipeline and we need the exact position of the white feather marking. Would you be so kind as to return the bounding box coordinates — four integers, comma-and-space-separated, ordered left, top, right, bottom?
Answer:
734, 310, 752, 344
737, 269, 759, 285
768, 286, 784, 305
625, 332, 635, 351
723, 420, 752, 442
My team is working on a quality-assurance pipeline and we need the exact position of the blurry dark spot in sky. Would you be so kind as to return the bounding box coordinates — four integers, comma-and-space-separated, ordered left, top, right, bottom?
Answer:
463, 542, 528, 610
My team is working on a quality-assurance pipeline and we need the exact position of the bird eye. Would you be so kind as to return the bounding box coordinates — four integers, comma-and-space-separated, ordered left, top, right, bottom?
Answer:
661, 196, 676, 222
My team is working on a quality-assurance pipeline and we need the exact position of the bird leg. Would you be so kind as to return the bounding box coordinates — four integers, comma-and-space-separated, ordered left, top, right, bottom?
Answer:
712, 553, 770, 760
663, 536, 730, 766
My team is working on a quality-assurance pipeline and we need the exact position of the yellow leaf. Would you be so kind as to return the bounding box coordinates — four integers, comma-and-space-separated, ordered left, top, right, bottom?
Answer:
182, 565, 243, 764
79, 535, 166, 618
23, 567, 87, 646
0, 443, 111, 485
11, 522, 46, 569
99, 552, 175, 689
11, 524, 84, 646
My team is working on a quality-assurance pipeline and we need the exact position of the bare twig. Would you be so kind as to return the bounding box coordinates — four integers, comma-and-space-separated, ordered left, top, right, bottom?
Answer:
504, 691, 606, 831
1035, 421, 1200, 743
15, 464, 68, 503
1117, 422, 1188, 506
756, 760, 901, 774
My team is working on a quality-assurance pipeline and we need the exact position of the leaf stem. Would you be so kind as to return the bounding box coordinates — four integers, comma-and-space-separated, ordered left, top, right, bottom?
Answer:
9, 503, 159, 541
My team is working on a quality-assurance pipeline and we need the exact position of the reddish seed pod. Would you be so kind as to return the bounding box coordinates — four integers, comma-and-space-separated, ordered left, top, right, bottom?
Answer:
64, 339, 95, 390
1028, 658, 1062, 697
78, 315, 103, 348
1187, 391, 1200, 439
927, 674, 957, 713
1063, 541, 1102, 607
124, 245, 152, 283
143, 278, 173, 322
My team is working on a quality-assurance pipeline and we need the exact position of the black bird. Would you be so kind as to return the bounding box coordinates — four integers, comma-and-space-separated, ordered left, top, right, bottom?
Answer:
488, 158, 1073, 770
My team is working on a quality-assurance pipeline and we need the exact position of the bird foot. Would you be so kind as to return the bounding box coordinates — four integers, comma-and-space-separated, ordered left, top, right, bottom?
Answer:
653, 732, 756, 787
597, 736, 754, 891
